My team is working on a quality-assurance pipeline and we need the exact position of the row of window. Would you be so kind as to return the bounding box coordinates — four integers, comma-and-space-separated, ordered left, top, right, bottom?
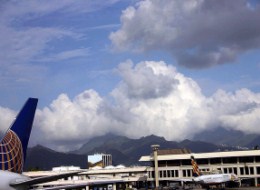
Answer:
148, 170, 179, 179
222, 166, 260, 175
148, 166, 260, 179
157, 156, 260, 167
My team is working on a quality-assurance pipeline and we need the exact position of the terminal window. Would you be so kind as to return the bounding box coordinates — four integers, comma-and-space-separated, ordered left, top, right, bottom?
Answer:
257, 167, 260, 174
224, 168, 228, 173
171, 170, 175, 177
158, 161, 167, 167
240, 167, 244, 175
167, 160, 180, 166
175, 170, 179, 177
239, 157, 254, 163
171, 170, 179, 177
197, 159, 209, 165
223, 157, 237, 164
210, 158, 221, 164
245, 167, 249, 175
250, 167, 254, 175
255, 156, 260, 162
183, 170, 186, 177
181, 159, 191, 166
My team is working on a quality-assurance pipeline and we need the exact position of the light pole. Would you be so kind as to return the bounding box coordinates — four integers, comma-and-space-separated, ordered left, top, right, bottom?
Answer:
151, 144, 160, 189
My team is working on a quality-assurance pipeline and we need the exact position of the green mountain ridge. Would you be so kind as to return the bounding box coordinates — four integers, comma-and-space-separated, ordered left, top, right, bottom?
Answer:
192, 127, 260, 148
25, 134, 241, 171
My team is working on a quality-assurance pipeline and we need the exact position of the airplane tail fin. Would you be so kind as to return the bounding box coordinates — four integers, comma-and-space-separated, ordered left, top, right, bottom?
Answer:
191, 155, 201, 177
0, 98, 38, 173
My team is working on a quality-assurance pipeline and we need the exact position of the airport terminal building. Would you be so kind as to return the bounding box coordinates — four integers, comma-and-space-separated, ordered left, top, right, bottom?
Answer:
25, 165, 148, 189
139, 147, 260, 188
25, 147, 260, 189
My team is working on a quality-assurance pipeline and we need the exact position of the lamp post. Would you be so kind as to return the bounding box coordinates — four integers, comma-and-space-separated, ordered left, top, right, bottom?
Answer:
151, 144, 160, 189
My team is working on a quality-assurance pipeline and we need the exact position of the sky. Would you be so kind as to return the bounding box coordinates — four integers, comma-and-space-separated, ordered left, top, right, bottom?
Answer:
0, 0, 260, 151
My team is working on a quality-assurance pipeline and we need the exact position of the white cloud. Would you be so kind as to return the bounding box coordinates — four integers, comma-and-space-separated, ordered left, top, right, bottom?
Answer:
16, 60, 259, 150
1, 0, 120, 24
110, 0, 260, 68
1, 60, 260, 151
38, 48, 90, 62
108, 60, 210, 139
220, 108, 260, 134
0, 107, 16, 135
0, 1, 86, 90
113, 60, 179, 99
0, 26, 77, 65
32, 90, 110, 151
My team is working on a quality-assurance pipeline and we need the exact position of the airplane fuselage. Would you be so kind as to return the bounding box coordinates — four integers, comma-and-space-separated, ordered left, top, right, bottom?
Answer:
194, 173, 239, 184
0, 170, 29, 190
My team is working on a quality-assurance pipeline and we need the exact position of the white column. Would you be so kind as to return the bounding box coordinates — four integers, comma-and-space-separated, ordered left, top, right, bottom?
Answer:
151, 144, 160, 189
113, 183, 116, 190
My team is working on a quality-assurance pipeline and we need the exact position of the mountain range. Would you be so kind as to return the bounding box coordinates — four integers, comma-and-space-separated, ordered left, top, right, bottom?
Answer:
192, 127, 260, 148
25, 130, 257, 171
25, 145, 87, 171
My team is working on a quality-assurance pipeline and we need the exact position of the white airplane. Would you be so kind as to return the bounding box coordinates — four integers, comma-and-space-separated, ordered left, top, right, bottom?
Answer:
0, 98, 80, 190
0, 98, 122, 190
179, 156, 240, 189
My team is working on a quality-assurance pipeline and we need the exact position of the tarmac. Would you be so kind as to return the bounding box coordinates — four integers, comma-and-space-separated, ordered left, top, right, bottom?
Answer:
191, 188, 260, 190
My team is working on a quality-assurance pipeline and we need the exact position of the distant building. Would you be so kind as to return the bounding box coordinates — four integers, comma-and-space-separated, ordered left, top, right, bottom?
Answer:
139, 147, 260, 187
52, 166, 81, 181
52, 166, 81, 172
24, 165, 148, 189
24, 147, 260, 189
88, 153, 112, 169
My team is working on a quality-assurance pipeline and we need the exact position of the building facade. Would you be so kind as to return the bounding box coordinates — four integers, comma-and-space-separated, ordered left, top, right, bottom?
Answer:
24, 148, 260, 189
88, 153, 112, 169
24, 166, 148, 190
139, 148, 260, 188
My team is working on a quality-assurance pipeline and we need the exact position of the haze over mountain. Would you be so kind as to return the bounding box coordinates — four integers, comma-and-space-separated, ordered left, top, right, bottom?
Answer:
192, 127, 260, 148
25, 133, 244, 171
25, 145, 87, 171
0, 0, 260, 153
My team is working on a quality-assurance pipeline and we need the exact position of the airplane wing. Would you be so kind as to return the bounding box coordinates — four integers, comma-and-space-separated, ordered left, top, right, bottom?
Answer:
42, 179, 124, 190
10, 171, 80, 187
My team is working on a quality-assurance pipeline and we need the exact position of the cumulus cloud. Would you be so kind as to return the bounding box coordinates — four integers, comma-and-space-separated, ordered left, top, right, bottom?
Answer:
110, 0, 260, 68
0, 107, 16, 138
33, 90, 111, 151
114, 60, 179, 99
1, 60, 260, 151
107, 60, 208, 139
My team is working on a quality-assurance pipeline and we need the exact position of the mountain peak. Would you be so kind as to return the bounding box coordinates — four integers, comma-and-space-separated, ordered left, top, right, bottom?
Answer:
140, 134, 166, 142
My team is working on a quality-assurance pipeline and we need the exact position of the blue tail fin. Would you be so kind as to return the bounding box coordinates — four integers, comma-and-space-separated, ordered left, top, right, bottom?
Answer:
0, 98, 38, 173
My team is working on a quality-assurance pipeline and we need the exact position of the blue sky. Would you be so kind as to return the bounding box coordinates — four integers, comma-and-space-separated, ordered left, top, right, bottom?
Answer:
1, 0, 260, 150
0, 0, 128, 109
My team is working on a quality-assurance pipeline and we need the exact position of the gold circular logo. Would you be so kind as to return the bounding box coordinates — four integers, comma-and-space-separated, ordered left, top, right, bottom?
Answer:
0, 130, 23, 173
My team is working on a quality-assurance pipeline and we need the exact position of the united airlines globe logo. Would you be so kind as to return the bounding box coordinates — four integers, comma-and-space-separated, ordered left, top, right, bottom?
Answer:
0, 130, 23, 173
